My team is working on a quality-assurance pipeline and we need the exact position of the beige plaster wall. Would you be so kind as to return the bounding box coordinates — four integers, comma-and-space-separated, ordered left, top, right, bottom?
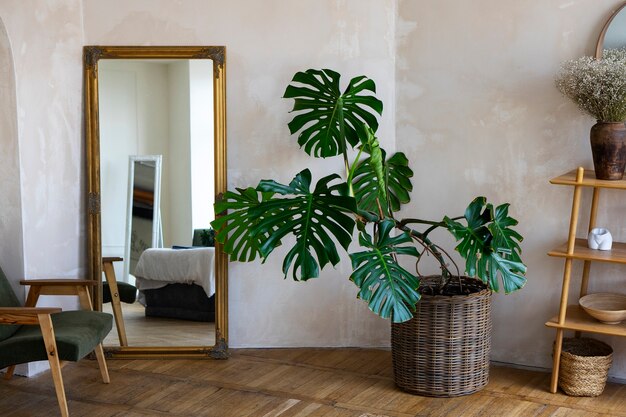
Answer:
0, 16, 24, 299
396, 0, 626, 378
1, 0, 625, 380
80, 0, 398, 348
0, 0, 85, 375
0, 0, 397, 351
0, 1, 85, 287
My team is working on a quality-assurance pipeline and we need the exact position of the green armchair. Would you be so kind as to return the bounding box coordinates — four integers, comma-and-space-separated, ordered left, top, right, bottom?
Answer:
0, 266, 112, 417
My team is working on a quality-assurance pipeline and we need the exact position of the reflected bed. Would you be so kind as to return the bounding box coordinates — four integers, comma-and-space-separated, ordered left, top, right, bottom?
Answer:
134, 247, 215, 322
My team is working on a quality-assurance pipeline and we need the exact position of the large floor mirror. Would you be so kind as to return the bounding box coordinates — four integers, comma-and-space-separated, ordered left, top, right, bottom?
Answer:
84, 46, 227, 358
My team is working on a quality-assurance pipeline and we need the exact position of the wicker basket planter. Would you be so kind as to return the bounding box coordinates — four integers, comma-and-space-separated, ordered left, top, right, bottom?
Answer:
391, 276, 492, 397
559, 337, 613, 397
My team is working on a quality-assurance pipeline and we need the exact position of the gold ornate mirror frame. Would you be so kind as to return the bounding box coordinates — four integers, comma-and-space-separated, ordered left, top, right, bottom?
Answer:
84, 46, 228, 359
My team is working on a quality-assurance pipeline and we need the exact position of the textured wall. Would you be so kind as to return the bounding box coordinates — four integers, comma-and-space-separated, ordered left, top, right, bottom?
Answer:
0, 1, 84, 285
0, 0, 85, 376
88, 0, 397, 348
396, 0, 626, 378
1, 0, 625, 379
0, 17, 24, 299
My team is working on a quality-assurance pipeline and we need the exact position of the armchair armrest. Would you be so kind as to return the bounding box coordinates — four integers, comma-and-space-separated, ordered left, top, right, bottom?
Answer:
103, 257, 123, 263
20, 280, 95, 310
20, 279, 96, 286
0, 307, 62, 325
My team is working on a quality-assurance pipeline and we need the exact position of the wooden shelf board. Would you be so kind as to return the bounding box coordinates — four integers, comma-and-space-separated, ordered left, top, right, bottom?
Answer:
545, 305, 626, 336
548, 238, 626, 264
550, 168, 626, 189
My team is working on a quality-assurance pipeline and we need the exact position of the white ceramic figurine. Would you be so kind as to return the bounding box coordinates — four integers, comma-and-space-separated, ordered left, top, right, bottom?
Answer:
588, 227, 613, 251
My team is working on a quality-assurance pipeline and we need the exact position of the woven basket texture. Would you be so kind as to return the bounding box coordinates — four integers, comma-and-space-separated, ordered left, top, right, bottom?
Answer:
391, 276, 492, 397
559, 337, 613, 397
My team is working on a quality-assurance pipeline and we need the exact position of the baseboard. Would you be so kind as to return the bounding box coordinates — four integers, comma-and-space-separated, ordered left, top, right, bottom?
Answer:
490, 359, 626, 384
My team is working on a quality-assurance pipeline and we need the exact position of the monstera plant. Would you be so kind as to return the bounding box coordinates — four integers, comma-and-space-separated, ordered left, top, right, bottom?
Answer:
211, 69, 527, 323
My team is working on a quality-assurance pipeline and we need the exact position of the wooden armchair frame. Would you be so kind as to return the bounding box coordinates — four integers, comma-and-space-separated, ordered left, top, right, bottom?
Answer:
1, 279, 110, 417
21, 279, 96, 310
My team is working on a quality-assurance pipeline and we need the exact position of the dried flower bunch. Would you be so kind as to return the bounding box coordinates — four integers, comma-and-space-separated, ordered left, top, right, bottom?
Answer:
556, 49, 626, 122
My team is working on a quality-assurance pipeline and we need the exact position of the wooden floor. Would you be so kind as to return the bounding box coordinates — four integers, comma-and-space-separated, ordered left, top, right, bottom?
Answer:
1, 348, 624, 416
102, 302, 215, 347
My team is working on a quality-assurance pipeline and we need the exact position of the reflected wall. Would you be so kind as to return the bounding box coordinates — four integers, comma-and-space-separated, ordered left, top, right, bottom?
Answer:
99, 59, 215, 282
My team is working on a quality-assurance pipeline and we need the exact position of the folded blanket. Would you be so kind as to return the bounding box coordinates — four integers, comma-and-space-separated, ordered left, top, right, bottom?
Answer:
134, 247, 215, 298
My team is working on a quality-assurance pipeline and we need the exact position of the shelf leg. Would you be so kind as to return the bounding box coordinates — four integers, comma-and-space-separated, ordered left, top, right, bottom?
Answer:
575, 184, 600, 338
579, 260, 592, 299
576, 259, 593, 338
550, 329, 564, 393
587, 187, 601, 233
581, 187, 600, 300
551, 168, 584, 393
558, 259, 574, 324
557, 171, 584, 325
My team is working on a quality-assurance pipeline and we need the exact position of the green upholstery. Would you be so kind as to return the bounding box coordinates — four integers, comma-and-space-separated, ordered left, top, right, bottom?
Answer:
0, 266, 22, 342
0, 267, 113, 370
0, 310, 112, 369
102, 281, 137, 304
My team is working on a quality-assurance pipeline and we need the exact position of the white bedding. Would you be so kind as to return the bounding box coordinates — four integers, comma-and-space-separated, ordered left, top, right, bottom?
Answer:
134, 247, 215, 299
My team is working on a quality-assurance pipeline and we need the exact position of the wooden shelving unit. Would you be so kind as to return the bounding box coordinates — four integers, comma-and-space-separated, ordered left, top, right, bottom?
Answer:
546, 167, 626, 393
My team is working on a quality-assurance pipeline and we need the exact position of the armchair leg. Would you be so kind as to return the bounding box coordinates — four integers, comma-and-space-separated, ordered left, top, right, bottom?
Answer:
77, 286, 93, 311
24, 286, 41, 307
103, 260, 128, 346
4, 365, 15, 380
94, 343, 110, 384
38, 313, 69, 417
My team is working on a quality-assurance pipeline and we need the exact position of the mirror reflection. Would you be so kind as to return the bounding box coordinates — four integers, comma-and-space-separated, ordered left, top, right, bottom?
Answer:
98, 58, 216, 347
603, 5, 626, 50
125, 156, 162, 282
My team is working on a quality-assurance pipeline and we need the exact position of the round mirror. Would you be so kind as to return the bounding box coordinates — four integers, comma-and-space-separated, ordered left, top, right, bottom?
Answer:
596, 2, 626, 57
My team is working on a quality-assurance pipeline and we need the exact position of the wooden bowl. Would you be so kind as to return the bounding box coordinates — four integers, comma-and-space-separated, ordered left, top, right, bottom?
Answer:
579, 293, 626, 325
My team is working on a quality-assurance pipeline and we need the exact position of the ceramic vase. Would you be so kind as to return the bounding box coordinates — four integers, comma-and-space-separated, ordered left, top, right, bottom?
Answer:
590, 121, 626, 180
588, 227, 612, 251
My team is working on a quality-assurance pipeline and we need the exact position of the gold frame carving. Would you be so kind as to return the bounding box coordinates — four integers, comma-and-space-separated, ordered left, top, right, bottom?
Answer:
84, 46, 228, 359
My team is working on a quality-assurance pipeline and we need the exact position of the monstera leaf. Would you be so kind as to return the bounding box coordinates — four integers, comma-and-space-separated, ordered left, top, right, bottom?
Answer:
488, 203, 523, 263
349, 219, 421, 323
353, 151, 413, 215
211, 187, 275, 262
444, 197, 527, 293
283, 69, 383, 158
351, 127, 387, 211
252, 169, 357, 280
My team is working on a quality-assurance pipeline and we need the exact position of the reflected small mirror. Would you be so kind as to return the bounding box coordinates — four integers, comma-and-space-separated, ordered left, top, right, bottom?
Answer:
124, 156, 162, 283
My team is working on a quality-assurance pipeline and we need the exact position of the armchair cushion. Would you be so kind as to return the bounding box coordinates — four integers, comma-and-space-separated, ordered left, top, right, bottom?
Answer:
102, 281, 137, 304
0, 267, 22, 342
0, 310, 112, 369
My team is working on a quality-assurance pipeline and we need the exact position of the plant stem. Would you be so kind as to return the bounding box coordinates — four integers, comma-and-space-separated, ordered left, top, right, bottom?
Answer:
399, 218, 447, 227
396, 222, 453, 282
347, 146, 364, 187
337, 100, 353, 196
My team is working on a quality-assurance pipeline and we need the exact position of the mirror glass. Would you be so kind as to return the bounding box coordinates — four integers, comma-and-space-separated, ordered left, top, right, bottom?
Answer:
124, 155, 162, 282
597, 3, 626, 57
98, 58, 217, 348
603, 6, 626, 50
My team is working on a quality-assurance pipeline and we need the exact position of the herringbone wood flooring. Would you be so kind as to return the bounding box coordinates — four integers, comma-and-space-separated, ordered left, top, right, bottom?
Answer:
101, 302, 215, 347
1, 348, 624, 416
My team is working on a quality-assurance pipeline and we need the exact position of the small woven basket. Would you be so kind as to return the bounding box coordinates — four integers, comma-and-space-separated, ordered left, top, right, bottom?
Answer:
559, 337, 613, 397
392, 276, 492, 397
